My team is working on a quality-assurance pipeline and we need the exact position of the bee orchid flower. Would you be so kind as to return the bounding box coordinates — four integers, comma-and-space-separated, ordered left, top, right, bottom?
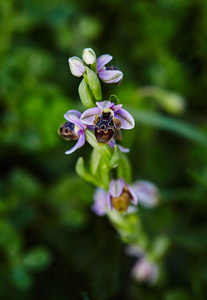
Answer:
59, 110, 87, 154
81, 101, 135, 144
108, 179, 138, 214
92, 179, 138, 216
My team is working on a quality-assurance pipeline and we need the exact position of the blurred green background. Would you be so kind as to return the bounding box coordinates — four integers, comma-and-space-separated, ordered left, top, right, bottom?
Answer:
1, 0, 207, 299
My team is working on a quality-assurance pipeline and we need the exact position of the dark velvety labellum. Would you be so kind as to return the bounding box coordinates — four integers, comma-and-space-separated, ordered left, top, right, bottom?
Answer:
59, 121, 79, 140
94, 114, 115, 144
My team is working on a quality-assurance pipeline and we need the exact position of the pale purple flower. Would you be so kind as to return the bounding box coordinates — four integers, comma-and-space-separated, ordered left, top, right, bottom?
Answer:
132, 181, 159, 208
97, 54, 123, 84
81, 101, 135, 144
91, 188, 109, 216
59, 110, 87, 154
92, 179, 138, 216
126, 245, 159, 284
108, 179, 138, 214
131, 258, 159, 285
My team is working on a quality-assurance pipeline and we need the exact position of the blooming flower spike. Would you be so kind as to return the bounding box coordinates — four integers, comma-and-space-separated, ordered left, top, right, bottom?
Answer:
81, 101, 135, 144
59, 110, 87, 154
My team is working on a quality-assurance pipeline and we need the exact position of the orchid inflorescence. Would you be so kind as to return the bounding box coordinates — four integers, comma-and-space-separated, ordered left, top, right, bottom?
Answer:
58, 48, 168, 284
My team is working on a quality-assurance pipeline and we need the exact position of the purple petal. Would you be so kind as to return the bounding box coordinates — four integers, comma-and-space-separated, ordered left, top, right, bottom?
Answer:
132, 181, 159, 208
92, 188, 108, 216
97, 54, 113, 72
64, 110, 85, 130
131, 259, 159, 284
109, 140, 130, 153
80, 107, 101, 125
99, 70, 123, 83
96, 101, 114, 110
65, 133, 85, 154
112, 104, 122, 112
107, 193, 112, 209
115, 108, 135, 129
116, 144, 130, 153
109, 179, 125, 197
64, 110, 81, 119
126, 184, 138, 205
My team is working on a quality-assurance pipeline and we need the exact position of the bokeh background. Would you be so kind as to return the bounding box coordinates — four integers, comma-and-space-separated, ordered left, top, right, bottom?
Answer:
1, 0, 207, 299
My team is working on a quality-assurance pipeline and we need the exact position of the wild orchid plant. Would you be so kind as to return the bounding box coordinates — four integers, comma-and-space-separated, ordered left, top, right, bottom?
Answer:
58, 48, 169, 284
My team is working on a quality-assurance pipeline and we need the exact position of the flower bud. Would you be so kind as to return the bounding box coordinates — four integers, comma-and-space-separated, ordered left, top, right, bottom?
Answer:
82, 48, 96, 65
68, 56, 86, 77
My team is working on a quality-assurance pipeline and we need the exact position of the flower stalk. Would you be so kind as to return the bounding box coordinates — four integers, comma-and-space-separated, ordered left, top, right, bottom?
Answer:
59, 48, 169, 285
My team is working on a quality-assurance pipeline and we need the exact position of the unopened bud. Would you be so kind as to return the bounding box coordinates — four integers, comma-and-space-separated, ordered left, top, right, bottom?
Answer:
82, 48, 96, 65
68, 56, 86, 77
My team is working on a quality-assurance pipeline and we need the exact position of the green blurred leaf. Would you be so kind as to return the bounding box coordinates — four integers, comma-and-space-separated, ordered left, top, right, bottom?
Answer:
130, 108, 207, 147
90, 149, 101, 175
109, 145, 121, 169
76, 157, 103, 188
164, 289, 191, 300
10, 268, 33, 290
23, 246, 52, 271
117, 154, 132, 183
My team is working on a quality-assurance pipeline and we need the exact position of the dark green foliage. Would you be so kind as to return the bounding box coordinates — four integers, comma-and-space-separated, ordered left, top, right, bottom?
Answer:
1, 0, 207, 299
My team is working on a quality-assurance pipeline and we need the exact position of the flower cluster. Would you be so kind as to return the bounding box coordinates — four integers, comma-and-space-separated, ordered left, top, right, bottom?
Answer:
69, 48, 123, 84
58, 100, 134, 154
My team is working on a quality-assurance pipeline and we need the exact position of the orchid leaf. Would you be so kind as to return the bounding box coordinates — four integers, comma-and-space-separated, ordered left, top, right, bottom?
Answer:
117, 154, 132, 183
129, 108, 207, 147
109, 145, 121, 169
90, 149, 101, 175
76, 157, 103, 188
86, 67, 102, 101
78, 78, 95, 109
